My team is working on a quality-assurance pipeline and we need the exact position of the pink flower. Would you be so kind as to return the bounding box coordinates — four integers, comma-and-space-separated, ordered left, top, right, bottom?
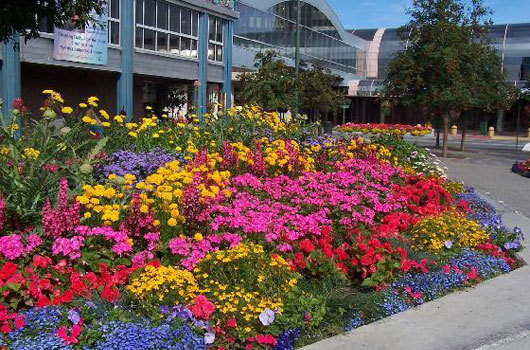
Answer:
0, 235, 24, 260
42, 178, 80, 238
52, 236, 84, 260
168, 238, 189, 256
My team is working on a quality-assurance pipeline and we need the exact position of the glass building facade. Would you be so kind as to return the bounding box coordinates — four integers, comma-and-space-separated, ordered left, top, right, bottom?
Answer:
233, 1, 365, 75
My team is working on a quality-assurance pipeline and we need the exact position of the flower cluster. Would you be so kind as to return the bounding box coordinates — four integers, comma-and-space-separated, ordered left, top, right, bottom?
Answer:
97, 149, 177, 181
408, 211, 490, 251
336, 123, 432, 136
512, 158, 530, 178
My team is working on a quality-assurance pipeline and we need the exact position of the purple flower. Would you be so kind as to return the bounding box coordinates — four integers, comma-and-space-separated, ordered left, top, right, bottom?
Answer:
68, 309, 81, 325
160, 305, 169, 315
444, 240, 453, 249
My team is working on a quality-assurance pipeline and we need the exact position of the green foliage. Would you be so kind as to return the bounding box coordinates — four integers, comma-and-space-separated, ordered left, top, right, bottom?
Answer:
0, 0, 106, 43
297, 63, 345, 122
239, 50, 296, 111
381, 0, 517, 156
239, 50, 345, 121
0, 104, 99, 228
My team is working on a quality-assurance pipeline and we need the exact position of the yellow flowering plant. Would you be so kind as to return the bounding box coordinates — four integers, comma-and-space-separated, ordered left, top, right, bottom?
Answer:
408, 211, 490, 252
127, 264, 200, 314
192, 242, 307, 339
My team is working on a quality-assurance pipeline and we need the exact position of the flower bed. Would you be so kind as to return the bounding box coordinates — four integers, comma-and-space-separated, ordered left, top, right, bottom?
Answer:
336, 123, 432, 136
0, 93, 523, 349
512, 159, 530, 178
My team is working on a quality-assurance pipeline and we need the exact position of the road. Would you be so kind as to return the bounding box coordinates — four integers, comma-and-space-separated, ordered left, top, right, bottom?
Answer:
404, 134, 530, 161
404, 134, 530, 217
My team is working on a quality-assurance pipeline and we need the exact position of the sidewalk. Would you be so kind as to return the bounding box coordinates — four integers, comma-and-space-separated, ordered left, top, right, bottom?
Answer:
300, 193, 530, 350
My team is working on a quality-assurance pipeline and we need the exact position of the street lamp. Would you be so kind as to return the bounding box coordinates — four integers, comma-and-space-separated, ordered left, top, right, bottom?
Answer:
294, 0, 301, 115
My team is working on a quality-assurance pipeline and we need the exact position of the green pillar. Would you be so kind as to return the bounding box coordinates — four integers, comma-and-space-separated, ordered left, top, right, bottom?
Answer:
1, 37, 21, 123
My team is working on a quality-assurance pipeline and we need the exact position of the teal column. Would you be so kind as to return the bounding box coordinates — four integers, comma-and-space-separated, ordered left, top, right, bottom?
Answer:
222, 20, 233, 109
198, 12, 209, 121
1, 37, 21, 123
117, 0, 134, 119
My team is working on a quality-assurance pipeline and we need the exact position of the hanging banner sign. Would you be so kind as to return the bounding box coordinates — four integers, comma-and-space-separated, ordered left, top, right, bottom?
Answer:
53, 11, 108, 65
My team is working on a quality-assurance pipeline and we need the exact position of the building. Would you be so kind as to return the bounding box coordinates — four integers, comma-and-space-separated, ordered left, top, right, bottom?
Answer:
349, 24, 530, 131
0, 0, 238, 120
0, 0, 528, 131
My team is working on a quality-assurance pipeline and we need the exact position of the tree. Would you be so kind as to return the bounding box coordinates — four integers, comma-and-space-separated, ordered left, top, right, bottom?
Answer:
0, 0, 106, 43
459, 43, 516, 151
239, 50, 296, 112
381, 0, 514, 157
297, 63, 345, 123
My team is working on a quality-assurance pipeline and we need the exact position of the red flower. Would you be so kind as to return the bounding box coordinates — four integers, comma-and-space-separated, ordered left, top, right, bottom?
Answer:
101, 286, 120, 303
466, 268, 479, 281
401, 259, 412, 273
36, 296, 51, 308
32, 255, 51, 269
299, 239, 315, 254
14, 318, 24, 329
0, 262, 17, 281
0, 323, 11, 334
256, 334, 277, 345
226, 318, 237, 328
190, 295, 215, 320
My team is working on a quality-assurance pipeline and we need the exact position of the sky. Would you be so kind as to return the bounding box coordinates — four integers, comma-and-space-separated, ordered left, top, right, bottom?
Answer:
327, 0, 530, 30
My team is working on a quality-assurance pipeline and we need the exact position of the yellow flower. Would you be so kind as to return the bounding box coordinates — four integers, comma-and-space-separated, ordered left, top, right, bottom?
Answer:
114, 115, 124, 123
128, 131, 138, 138
194, 233, 204, 241
83, 212, 92, 219
61, 106, 73, 114
168, 218, 177, 227
22, 148, 40, 160
79, 103, 88, 108
101, 122, 111, 127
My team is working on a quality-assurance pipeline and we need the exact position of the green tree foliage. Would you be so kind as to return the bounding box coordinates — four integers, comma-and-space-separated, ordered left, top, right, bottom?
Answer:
0, 0, 106, 43
239, 51, 296, 112
297, 63, 345, 123
239, 50, 344, 122
382, 0, 516, 157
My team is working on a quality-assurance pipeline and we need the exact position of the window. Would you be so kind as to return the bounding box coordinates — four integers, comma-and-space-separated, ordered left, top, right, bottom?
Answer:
108, 0, 120, 45
522, 57, 530, 80
135, 0, 198, 58
208, 16, 224, 62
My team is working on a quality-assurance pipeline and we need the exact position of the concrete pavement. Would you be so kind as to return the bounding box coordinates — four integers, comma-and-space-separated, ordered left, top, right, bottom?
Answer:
300, 154, 530, 350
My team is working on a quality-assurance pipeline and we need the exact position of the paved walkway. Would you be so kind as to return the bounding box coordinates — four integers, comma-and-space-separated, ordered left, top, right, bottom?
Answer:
300, 155, 530, 350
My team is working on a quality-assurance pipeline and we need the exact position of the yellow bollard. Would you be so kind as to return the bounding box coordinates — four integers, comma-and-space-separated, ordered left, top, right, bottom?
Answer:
488, 126, 495, 138
450, 125, 458, 136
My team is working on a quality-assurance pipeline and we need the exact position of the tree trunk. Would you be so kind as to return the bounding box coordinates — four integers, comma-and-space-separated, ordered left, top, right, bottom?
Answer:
442, 113, 450, 157
460, 118, 467, 152
436, 127, 440, 148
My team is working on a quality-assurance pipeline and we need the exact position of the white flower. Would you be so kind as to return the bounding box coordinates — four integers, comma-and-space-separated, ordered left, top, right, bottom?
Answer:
445, 240, 453, 249
204, 332, 215, 344
259, 309, 275, 326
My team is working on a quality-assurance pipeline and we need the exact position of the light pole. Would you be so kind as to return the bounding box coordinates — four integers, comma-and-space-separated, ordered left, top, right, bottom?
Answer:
294, 0, 301, 116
